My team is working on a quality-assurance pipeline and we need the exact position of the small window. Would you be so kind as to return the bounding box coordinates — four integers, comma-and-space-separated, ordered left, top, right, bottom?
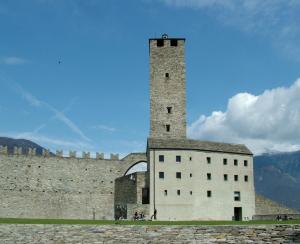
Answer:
207, 173, 211, 180
234, 175, 238, 181
190, 173, 192, 178
190, 191, 193, 195
223, 158, 227, 165
207, 157, 211, 164
157, 39, 164, 47
234, 191, 241, 201
167, 106, 172, 114
159, 155, 164, 162
164, 190, 167, 196
224, 174, 228, 181
176, 172, 181, 179
207, 190, 212, 197
244, 175, 248, 182
244, 160, 248, 166
189, 157, 192, 161
170, 39, 178, 46
234, 159, 238, 166
176, 155, 181, 162
165, 73, 169, 78
166, 124, 170, 132
159, 172, 164, 179
177, 189, 180, 196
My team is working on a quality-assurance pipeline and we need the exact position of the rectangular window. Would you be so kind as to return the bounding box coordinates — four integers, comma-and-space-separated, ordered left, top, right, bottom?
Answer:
234, 159, 238, 166
189, 157, 192, 161
207, 173, 211, 180
207, 190, 212, 197
234, 175, 238, 181
170, 39, 178, 46
177, 189, 180, 196
190, 173, 192, 178
159, 172, 164, 179
234, 191, 241, 201
176, 155, 181, 162
244, 160, 248, 166
244, 175, 248, 182
159, 155, 164, 162
164, 190, 167, 196
157, 39, 164, 47
207, 157, 211, 164
176, 172, 181, 179
166, 124, 170, 132
190, 191, 193, 195
223, 158, 227, 165
165, 73, 169, 78
224, 174, 228, 181
167, 106, 172, 114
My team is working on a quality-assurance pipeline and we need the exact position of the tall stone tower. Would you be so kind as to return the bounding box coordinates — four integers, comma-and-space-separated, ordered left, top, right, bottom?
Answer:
149, 34, 187, 139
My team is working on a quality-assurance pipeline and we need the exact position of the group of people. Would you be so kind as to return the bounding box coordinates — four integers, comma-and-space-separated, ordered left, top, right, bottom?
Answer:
276, 215, 290, 221
133, 211, 145, 220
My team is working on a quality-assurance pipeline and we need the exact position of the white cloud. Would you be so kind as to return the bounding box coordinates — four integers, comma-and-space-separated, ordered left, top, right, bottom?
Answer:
0, 56, 29, 65
91, 124, 116, 132
188, 78, 300, 155
160, 0, 300, 61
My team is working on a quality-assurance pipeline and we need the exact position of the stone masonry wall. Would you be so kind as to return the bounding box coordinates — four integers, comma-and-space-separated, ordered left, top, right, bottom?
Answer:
149, 38, 187, 139
0, 153, 146, 220
0, 224, 299, 243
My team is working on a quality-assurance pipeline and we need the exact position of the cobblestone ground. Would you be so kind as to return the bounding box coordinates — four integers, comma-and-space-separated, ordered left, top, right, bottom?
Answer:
0, 224, 300, 243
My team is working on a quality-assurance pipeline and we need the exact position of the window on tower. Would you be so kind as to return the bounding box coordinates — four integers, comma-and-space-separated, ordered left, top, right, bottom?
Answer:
166, 124, 170, 132
167, 106, 172, 114
165, 73, 169, 78
157, 39, 164, 47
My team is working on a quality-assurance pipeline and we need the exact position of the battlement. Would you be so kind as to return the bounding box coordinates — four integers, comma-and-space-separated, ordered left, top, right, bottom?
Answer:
0, 146, 120, 160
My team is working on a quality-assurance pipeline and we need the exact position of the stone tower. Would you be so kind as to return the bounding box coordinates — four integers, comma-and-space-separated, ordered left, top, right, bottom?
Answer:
149, 34, 187, 139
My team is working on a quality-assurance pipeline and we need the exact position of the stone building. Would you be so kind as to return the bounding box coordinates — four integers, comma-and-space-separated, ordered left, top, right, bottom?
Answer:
146, 35, 255, 220
0, 34, 265, 221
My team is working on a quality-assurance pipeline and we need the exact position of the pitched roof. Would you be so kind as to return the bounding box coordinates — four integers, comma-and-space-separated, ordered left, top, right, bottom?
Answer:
147, 138, 253, 155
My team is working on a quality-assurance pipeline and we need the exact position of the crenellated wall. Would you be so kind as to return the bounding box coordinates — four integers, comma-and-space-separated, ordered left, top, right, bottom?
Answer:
0, 149, 147, 220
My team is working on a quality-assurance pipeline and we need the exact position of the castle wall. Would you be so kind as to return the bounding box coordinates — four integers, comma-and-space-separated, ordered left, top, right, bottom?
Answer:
0, 152, 146, 220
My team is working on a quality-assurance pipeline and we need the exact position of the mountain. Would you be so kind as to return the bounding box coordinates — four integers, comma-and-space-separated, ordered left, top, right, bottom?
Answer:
0, 137, 46, 155
254, 151, 300, 212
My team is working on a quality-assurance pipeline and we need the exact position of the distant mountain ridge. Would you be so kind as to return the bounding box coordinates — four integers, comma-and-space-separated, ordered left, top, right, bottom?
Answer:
254, 151, 300, 212
0, 137, 46, 155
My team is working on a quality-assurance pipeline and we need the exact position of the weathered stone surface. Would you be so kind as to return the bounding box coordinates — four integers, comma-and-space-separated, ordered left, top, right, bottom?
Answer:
0, 224, 299, 243
149, 37, 186, 139
0, 153, 146, 220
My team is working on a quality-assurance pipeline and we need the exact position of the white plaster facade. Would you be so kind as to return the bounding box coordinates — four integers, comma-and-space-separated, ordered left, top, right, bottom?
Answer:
148, 148, 255, 220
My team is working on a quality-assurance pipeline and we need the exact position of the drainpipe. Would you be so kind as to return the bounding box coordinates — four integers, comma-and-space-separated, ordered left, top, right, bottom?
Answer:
153, 149, 156, 214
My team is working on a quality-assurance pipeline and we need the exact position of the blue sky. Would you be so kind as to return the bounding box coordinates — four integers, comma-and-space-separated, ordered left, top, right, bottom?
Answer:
1, 0, 300, 156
